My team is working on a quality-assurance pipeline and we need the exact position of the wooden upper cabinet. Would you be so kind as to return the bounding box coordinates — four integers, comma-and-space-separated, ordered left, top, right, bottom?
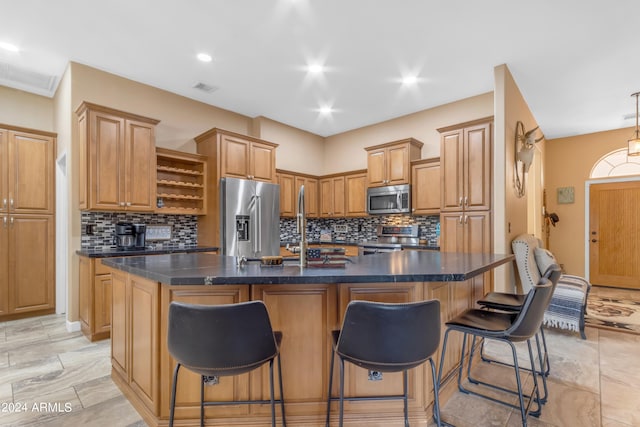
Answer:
345, 172, 367, 217
0, 127, 55, 214
296, 176, 319, 218
217, 131, 277, 182
365, 138, 423, 187
320, 175, 345, 217
76, 102, 159, 212
277, 172, 296, 217
411, 158, 440, 215
439, 118, 492, 213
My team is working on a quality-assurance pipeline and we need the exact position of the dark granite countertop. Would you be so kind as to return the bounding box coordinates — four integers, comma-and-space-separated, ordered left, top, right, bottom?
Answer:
101, 251, 513, 286
76, 245, 218, 258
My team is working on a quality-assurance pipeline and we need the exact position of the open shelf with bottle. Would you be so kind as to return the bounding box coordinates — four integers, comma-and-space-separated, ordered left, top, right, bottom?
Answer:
156, 147, 208, 215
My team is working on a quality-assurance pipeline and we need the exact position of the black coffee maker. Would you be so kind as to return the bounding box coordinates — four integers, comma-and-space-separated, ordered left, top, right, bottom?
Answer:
132, 223, 146, 249
115, 222, 146, 250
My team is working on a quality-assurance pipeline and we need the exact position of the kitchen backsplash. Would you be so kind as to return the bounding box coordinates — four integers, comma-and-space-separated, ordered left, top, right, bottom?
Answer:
280, 215, 440, 245
81, 212, 197, 249
81, 212, 439, 249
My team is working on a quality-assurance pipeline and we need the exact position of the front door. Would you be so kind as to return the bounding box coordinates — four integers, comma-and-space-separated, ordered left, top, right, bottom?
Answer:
589, 180, 640, 288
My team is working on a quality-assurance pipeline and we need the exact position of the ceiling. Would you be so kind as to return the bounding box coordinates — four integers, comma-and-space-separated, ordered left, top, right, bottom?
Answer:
2, 1, 639, 139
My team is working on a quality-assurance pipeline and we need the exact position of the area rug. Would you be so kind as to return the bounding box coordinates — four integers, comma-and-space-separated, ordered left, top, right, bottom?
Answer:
585, 294, 640, 335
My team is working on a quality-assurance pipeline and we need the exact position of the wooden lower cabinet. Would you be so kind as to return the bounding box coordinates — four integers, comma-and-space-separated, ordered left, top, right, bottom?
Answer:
0, 214, 55, 319
253, 284, 338, 418
111, 277, 481, 426
79, 257, 113, 341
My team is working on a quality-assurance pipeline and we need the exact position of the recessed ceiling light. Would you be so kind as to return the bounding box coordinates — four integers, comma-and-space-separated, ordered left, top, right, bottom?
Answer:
197, 53, 212, 63
0, 42, 20, 53
402, 75, 418, 85
307, 64, 324, 74
319, 106, 333, 114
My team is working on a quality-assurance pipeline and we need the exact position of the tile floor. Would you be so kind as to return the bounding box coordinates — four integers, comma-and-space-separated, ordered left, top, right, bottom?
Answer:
0, 286, 638, 426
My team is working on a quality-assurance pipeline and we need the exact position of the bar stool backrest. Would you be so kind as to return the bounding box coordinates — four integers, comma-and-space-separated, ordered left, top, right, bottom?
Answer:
336, 300, 440, 372
512, 234, 544, 293
507, 264, 561, 341
168, 300, 278, 376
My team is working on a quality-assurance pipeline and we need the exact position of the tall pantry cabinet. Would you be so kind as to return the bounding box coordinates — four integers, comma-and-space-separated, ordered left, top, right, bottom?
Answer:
439, 117, 493, 302
0, 125, 56, 319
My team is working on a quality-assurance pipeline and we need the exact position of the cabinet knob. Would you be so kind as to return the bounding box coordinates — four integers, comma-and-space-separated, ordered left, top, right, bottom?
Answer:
9, 198, 14, 209
2, 199, 6, 208
2, 216, 6, 228
126, 202, 132, 207
464, 196, 468, 207
458, 197, 463, 207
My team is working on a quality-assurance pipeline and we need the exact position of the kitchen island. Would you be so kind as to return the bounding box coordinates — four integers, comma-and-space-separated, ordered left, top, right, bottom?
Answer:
103, 251, 513, 427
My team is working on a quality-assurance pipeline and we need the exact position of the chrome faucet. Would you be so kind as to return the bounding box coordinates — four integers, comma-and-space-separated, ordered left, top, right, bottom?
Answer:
296, 185, 307, 267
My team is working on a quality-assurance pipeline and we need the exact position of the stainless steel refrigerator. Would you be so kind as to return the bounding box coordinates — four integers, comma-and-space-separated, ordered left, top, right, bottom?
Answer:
220, 177, 280, 257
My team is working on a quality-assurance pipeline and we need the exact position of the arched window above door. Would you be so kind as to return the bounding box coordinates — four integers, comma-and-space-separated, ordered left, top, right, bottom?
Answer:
590, 149, 640, 178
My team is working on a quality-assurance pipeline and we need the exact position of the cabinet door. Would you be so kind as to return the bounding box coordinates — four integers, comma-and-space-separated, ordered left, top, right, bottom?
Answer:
366, 148, 386, 187
463, 123, 491, 211
440, 130, 463, 212
130, 275, 159, 412
411, 160, 440, 215
296, 176, 319, 218
319, 178, 333, 217
0, 129, 7, 213
9, 131, 55, 214
78, 256, 92, 332
0, 215, 8, 315
90, 110, 126, 210
440, 212, 464, 253
250, 141, 276, 182
278, 173, 295, 217
387, 144, 409, 185
252, 284, 337, 415
463, 211, 491, 254
124, 120, 156, 211
111, 268, 129, 378
94, 274, 112, 335
220, 134, 250, 179
345, 173, 367, 217
8, 215, 54, 313
332, 176, 345, 217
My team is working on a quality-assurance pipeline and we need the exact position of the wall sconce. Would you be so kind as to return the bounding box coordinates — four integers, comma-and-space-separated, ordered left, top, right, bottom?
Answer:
514, 121, 544, 198
628, 92, 640, 156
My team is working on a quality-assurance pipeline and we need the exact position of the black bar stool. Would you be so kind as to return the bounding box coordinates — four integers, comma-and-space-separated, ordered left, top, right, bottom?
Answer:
325, 300, 442, 427
167, 300, 286, 427
438, 269, 559, 426
476, 265, 561, 403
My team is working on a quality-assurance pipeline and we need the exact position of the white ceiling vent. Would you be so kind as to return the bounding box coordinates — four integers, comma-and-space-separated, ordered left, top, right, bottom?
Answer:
0, 61, 58, 95
192, 82, 218, 93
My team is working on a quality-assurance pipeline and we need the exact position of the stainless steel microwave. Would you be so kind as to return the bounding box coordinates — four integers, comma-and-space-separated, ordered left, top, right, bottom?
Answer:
366, 184, 411, 215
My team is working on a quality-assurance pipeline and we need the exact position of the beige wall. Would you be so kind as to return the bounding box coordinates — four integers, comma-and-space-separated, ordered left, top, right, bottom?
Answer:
0, 85, 54, 131
323, 93, 494, 174
251, 116, 325, 175
546, 127, 633, 276
494, 64, 544, 292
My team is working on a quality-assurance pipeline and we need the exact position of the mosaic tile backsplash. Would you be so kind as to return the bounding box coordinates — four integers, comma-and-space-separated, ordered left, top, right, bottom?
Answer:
81, 212, 197, 250
280, 214, 441, 246
81, 212, 440, 249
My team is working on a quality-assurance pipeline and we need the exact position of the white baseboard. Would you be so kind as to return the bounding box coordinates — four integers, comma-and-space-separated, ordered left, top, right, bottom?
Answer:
66, 320, 81, 333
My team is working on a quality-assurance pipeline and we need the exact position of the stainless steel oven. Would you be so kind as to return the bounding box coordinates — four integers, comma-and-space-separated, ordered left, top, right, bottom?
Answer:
358, 224, 419, 256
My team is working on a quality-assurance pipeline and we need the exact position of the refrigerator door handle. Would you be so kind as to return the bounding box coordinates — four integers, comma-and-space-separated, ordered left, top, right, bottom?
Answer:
254, 195, 262, 253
